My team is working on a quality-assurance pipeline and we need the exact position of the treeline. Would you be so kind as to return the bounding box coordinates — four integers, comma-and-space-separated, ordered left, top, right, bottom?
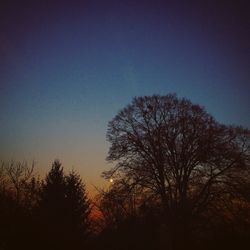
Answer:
0, 159, 249, 250
0, 160, 91, 250
95, 174, 250, 250
1, 94, 250, 250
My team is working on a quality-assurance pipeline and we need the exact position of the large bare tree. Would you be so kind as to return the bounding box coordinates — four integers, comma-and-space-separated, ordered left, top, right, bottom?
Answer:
104, 94, 250, 225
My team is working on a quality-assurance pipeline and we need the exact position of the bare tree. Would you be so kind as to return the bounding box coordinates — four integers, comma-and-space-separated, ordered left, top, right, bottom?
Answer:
104, 94, 250, 226
95, 179, 141, 230
5, 160, 35, 203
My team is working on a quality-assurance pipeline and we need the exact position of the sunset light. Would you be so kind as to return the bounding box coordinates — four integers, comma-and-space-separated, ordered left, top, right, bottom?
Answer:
0, 1, 249, 250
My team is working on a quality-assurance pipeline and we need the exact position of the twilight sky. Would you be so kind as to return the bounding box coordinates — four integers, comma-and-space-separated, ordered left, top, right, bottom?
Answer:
1, 1, 250, 194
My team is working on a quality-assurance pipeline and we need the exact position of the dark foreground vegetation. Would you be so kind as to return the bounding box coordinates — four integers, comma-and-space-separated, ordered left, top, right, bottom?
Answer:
1, 94, 250, 250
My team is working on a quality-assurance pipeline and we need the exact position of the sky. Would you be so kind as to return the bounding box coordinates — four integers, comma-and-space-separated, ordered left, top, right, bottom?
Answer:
1, 0, 250, 195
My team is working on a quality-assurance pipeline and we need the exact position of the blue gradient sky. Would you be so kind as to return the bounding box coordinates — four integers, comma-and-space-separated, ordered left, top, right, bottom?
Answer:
1, 1, 249, 194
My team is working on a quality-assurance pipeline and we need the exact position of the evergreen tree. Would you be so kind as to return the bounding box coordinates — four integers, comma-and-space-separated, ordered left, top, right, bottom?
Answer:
38, 160, 67, 249
65, 170, 91, 247
38, 160, 91, 250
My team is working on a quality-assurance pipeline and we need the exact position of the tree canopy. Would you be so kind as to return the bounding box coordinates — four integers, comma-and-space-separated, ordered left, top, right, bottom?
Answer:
104, 94, 250, 224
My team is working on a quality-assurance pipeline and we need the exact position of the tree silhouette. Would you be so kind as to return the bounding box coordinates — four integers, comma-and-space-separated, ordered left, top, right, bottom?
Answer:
64, 170, 91, 247
0, 161, 39, 250
37, 160, 66, 249
104, 94, 250, 248
38, 160, 91, 250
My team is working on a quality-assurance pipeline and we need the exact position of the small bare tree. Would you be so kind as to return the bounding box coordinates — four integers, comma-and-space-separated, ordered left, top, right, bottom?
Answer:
4, 160, 35, 203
